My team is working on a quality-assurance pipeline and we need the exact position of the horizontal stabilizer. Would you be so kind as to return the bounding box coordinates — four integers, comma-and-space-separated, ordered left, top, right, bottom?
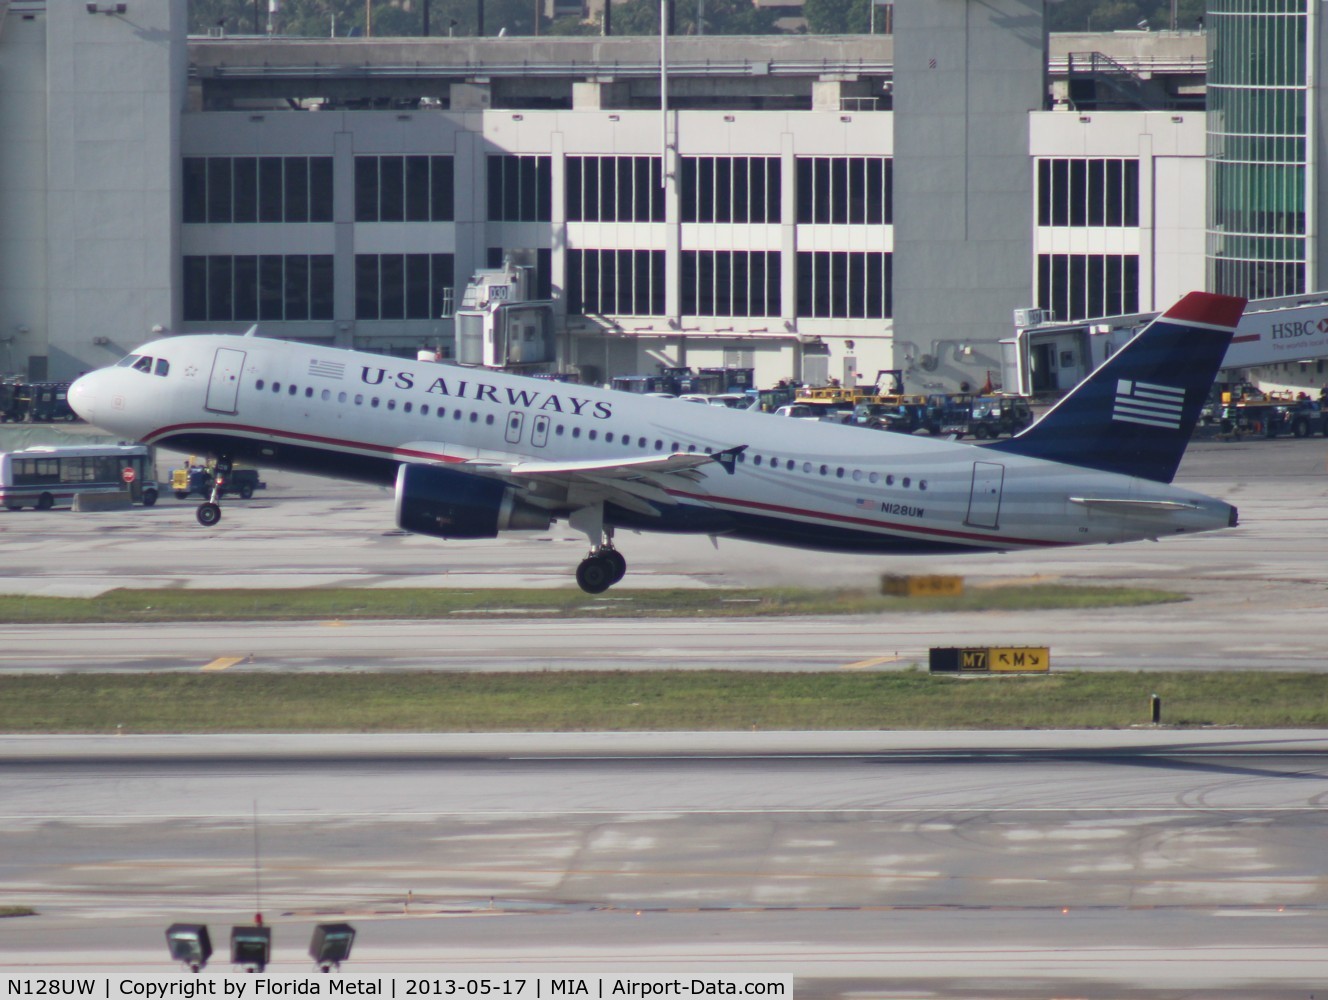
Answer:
1069, 497, 1201, 512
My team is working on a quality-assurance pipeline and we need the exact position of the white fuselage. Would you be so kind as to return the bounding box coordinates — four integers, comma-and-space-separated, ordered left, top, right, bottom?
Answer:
69, 333, 1236, 555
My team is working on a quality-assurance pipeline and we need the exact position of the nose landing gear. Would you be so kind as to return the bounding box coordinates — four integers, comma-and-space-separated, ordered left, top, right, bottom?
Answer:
195, 456, 231, 528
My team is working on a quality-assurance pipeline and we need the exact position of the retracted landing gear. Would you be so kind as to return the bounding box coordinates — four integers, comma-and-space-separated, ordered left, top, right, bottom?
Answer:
570, 505, 627, 594
195, 455, 231, 528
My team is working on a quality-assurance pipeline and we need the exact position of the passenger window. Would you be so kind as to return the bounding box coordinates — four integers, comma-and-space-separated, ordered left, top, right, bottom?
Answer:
256, 379, 266, 390
387, 399, 396, 411
572, 427, 581, 438
403, 402, 412, 413
485, 414, 494, 425
338, 392, 347, 403
321, 389, 331, 401
589, 430, 598, 441
371, 397, 380, 408
273, 383, 282, 393
305, 387, 314, 398
354, 394, 363, 405
289, 385, 298, 396
154, 359, 170, 377
606, 432, 615, 443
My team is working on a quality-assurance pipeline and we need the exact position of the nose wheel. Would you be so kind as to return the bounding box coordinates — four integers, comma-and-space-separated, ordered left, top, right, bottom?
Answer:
195, 455, 232, 528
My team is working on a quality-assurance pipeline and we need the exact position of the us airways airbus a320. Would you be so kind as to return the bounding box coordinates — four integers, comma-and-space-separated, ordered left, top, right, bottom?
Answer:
68, 291, 1246, 593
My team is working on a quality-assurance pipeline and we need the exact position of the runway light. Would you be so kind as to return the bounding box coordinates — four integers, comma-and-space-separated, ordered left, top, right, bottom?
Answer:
165, 923, 212, 972
231, 924, 272, 972
310, 923, 356, 972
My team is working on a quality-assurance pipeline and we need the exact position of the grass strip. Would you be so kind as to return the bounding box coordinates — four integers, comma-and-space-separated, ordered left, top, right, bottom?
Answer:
2, 670, 1326, 733
0, 584, 1183, 623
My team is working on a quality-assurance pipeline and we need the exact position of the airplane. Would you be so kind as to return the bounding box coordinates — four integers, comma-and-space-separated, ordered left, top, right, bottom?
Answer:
68, 291, 1246, 593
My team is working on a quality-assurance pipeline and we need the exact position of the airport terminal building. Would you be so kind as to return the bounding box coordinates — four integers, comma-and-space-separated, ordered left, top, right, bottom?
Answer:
0, 0, 1324, 392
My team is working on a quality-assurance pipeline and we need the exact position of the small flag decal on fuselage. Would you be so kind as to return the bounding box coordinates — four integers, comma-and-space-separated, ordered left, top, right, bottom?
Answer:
309, 359, 346, 380
1114, 379, 1185, 429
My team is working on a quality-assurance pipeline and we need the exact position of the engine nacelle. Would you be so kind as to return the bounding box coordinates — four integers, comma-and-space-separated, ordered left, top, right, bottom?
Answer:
395, 463, 551, 539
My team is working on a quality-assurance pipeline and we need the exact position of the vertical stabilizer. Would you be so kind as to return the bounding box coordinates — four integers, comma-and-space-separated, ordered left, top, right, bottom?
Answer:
989, 291, 1246, 483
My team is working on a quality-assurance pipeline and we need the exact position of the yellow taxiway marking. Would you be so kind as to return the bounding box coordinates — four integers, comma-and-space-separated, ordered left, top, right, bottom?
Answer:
201, 656, 245, 672
841, 655, 904, 671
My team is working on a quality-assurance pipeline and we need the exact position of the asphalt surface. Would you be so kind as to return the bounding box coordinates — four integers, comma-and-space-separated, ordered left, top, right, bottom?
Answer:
2, 731, 1328, 995
1, 435, 1327, 993
0, 438, 1326, 673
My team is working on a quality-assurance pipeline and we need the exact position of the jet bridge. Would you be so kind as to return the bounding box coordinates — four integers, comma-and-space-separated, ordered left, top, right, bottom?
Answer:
1006, 293, 1328, 397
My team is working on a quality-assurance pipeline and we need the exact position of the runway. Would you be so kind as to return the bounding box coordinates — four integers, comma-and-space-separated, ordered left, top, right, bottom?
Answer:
2, 731, 1327, 995
2, 438, 1328, 992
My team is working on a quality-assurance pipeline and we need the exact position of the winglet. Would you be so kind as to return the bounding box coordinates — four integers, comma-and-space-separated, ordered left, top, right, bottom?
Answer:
711, 445, 747, 475
989, 291, 1246, 484
243, 324, 259, 338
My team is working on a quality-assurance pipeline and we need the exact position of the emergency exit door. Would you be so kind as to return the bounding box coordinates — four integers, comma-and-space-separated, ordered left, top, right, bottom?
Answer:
205, 348, 246, 415
965, 461, 1005, 529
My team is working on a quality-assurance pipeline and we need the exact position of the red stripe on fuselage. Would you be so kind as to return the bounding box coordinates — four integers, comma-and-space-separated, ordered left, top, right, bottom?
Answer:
144, 420, 1064, 551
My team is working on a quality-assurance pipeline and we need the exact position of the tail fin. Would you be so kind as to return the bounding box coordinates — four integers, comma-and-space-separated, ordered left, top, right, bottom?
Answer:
989, 291, 1246, 483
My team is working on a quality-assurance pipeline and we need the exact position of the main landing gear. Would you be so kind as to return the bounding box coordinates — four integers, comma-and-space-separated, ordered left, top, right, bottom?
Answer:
576, 543, 627, 595
570, 504, 627, 594
195, 455, 231, 528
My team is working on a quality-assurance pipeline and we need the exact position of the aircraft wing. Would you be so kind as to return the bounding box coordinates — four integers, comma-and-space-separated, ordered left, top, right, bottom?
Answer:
453, 446, 746, 517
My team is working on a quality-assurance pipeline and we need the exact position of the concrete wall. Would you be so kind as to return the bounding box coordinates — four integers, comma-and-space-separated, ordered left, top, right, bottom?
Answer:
43, 1, 185, 378
0, 7, 48, 378
1029, 109, 1207, 310
891, 0, 1047, 393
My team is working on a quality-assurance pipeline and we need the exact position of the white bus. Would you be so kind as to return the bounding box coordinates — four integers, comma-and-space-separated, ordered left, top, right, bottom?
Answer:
0, 444, 159, 510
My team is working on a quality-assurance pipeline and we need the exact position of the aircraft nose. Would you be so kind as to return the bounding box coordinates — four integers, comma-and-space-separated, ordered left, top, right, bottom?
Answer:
68, 372, 97, 423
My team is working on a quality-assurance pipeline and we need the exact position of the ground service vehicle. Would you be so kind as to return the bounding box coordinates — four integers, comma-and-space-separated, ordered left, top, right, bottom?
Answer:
172, 461, 265, 499
924, 394, 976, 436
0, 444, 158, 509
1220, 394, 1326, 438
968, 395, 1034, 439
0, 381, 77, 422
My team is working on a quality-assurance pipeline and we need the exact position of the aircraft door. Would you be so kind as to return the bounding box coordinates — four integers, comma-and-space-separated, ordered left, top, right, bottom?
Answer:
531, 414, 550, 448
965, 461, 1005, 529
505, 411, 525, 445
205, 348, 246, 415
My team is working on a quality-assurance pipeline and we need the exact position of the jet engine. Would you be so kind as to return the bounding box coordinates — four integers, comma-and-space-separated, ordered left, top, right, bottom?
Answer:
395, 463, 551, 539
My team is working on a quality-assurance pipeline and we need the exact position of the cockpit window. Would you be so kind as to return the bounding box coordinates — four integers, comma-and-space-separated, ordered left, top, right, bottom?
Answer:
154, 358, 170, 377
131, 356, 154, 373
116, 354, 141, 368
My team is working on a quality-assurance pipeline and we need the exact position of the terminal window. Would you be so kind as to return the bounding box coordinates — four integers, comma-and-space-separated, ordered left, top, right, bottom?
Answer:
487, 155, 553, 222
1037, 253, 1138, 322
355, 155, 454, 223
355, 253, 455, 321
567, 157, 665, 223
682, 157, 781, 224
795, 251, 891, 319
184, 254, 334, 322
567, 249, 665, 316
184, 156, 333, 224
681, 250, 781, 317
1037, 158, 1139, 228
795, 157, 891, 225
